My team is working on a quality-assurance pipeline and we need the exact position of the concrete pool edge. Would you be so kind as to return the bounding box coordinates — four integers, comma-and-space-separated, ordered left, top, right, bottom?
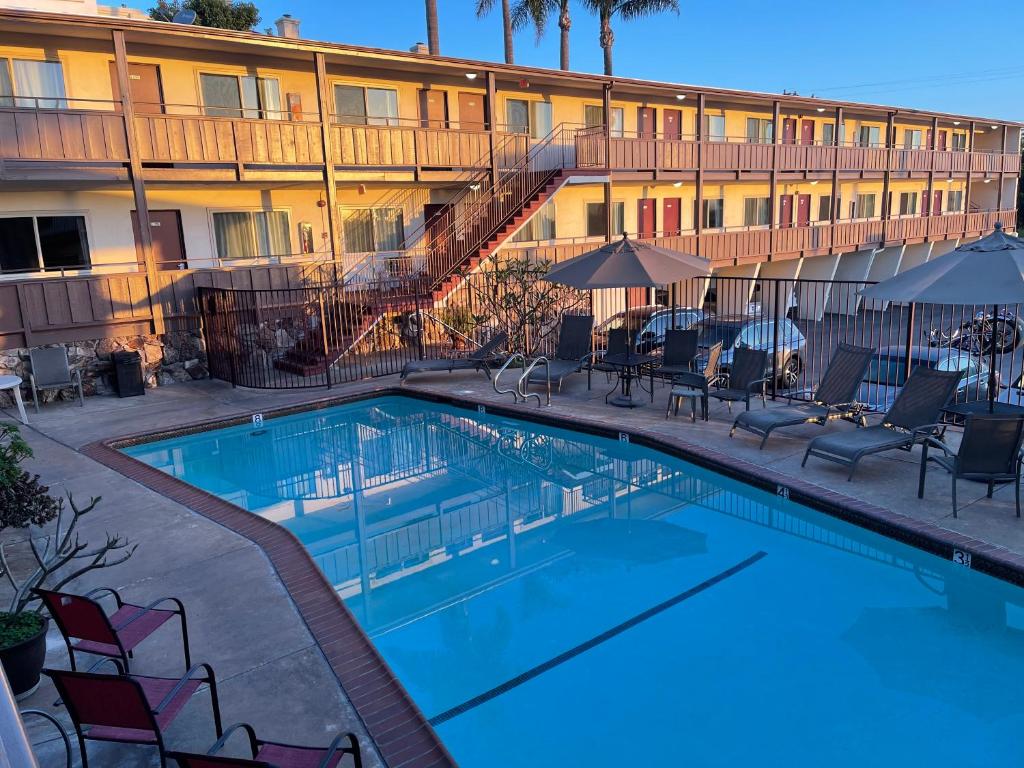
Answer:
80, 384, 1024, 766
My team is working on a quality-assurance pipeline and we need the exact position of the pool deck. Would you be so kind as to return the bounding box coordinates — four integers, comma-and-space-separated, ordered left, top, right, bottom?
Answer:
8, 371, 1024, 766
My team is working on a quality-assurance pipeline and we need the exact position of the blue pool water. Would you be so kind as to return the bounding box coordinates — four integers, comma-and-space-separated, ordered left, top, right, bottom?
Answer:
125, 396, 1024, 766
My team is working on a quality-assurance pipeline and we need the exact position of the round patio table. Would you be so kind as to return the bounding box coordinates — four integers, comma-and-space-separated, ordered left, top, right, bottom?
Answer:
0, 375, 28, 425
600, 352, 657, 408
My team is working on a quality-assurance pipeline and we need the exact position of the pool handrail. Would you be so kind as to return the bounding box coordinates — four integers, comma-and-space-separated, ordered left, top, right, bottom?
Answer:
494, 353, 526, 402
518, 357, 551, 407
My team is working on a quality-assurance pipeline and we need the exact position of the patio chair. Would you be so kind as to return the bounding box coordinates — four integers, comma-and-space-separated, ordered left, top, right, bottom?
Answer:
730, 343, 874, 449
666, 342, 723, 422
34, 587, 191, 673
44, 664, 223, 768
918, 412, 1024, 518
168, 721, 362, 768
707, 347, 771, 413
400, 330, 508, 381
524, 314, 595, 393
28, 346, 83, 412
587, 328, 631, 387
802, 365, 962, 480
652, 328, 699, 384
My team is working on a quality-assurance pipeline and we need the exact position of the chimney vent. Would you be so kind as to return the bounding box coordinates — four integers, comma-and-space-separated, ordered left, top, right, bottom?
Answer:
409, 42, 429, 54
275, 14, 300, 39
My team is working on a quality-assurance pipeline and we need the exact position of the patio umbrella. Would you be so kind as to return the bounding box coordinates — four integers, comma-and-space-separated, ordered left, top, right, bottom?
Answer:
860, 222, 1024, 412
543, 233, 711, 339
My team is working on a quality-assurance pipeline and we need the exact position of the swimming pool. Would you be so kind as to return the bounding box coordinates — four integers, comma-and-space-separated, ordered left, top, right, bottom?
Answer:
124, 395, 1024, 766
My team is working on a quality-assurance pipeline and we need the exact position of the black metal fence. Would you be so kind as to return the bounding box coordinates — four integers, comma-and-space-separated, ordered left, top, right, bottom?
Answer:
198, 275, 1024, 411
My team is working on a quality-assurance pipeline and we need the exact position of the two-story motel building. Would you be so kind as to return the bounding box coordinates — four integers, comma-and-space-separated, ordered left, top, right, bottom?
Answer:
0, 4, 1019, 355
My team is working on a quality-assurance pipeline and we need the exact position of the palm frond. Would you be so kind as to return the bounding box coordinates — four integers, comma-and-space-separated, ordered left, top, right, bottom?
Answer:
475, 0, 496, 17
617, 0, 679, 20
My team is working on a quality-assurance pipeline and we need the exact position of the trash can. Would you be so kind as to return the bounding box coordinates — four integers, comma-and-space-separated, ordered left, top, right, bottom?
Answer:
111, 351, 145, 398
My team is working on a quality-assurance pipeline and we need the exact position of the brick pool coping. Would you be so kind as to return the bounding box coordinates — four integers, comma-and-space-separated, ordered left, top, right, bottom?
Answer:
81, 384, 1024, 767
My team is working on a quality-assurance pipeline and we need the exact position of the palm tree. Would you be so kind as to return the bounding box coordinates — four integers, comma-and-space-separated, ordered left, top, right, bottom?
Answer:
582, 0, 678, 75
476, 0, 515, 64
510, 0, 572, 71
425, 0, 440, 54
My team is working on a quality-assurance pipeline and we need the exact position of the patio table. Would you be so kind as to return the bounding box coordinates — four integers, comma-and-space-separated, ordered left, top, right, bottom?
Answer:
600, 352, 657, 408
0, 375, 28, 425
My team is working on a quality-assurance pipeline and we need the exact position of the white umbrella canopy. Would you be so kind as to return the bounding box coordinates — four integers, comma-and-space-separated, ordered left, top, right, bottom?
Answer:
542, 233, 711, 289
860, 223, 1024, 304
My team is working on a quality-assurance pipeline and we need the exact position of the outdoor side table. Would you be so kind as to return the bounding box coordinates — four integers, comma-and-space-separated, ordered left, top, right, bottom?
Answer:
0, 375, 28, 425
600, 352, 657, 408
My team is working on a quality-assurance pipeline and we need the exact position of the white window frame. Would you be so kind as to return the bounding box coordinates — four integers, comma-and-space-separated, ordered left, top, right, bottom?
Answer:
0, 210, 92, 274
208, 207, 292, 262
583, 103, 624, 138
338, 206, 406, 253
198, 70, 283, 120
0, 57, 67, 109
585, 200, 625, 238
332, 82, 400, 126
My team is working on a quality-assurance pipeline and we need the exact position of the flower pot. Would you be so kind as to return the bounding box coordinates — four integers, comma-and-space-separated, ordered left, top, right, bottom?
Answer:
0, 615, 48, 699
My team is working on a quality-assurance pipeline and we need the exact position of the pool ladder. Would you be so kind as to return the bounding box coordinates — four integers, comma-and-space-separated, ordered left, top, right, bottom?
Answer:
492, 354, 551, 407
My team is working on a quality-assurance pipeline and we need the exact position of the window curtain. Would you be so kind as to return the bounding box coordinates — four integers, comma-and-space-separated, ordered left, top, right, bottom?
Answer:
341, 209, 373, 253
255, 211, 290, 256
530, 101, 553, 139
335, 85, 366, 125
201, 74, 242, 117
13, 60, 66, 109
213, 212, 255, 260
372, 208, 405, 251
506, 100, 529, 134
258, 78, 282, 120
366, 88, 398, 126
0, 60, 13, 108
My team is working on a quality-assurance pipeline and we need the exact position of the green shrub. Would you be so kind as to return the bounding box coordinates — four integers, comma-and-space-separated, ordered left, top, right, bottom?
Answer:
0, 612, 45, 648
0, 425, 60, 531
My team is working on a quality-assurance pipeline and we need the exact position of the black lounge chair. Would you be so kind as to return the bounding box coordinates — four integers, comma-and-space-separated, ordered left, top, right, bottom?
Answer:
525, 314, 595, 392
652, 328, 699, 383
589, 328, 631, 387
802, 365, 962, 480
918, 412, 1024, 518
400, 331, 507, 381
708, 346, 770, 413
730, 343, 874, 448
666, 342, 722, 422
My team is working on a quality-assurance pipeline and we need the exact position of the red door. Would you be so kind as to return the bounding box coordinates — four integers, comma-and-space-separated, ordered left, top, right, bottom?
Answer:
778, 195, 794, 228
933, 189, 943, 215
800, 120, 815, 145
637, 199, 656, 238
662, 197, 681, 236
782, 118, 797, 145
796, 194, 811, 227
131, 210, 186, 269
663, 109, 682, 140
637, 107, 656, 139
936, 131, 947, 151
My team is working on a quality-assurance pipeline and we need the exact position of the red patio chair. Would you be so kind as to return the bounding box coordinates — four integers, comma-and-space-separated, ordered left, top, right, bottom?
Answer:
168, 722, 363, 768
33, 587, 191, 673
44, 665, 223, 768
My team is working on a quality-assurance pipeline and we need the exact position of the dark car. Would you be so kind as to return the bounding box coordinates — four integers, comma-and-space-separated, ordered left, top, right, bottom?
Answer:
595, 305, 705, 352
857, 345, 988, 413
694, 315, 806, 387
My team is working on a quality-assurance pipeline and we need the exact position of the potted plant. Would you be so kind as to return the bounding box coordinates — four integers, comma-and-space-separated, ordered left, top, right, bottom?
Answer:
0, 424, 135, 697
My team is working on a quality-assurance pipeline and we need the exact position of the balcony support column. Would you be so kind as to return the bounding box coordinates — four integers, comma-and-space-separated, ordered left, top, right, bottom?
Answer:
486, 71, 498, 188
881, 112, 895, 244
314, 52, 342, 269
695, 93, 705, 257
768, 100, 780, 259
964, 121, 975, 238
997, 125, 1008, 212
926, 116, 937, 219
603, 82, 613, 242
829, 107, 842, 255
113, 29, 164, 335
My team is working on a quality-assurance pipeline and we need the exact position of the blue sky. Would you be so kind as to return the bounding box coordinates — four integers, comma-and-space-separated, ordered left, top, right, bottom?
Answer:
134, 0, 1024, 121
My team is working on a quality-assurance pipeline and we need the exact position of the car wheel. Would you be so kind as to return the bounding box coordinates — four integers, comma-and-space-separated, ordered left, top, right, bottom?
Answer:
780, 355, 802, 389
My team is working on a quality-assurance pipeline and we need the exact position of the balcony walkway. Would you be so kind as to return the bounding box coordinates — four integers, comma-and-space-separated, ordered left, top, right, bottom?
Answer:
8, 373, 1024, 763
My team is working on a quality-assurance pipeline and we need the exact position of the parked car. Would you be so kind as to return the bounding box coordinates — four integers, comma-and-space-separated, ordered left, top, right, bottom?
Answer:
595, 305, 706, 352
857, 345, 989, 413
694, 316, 806, 388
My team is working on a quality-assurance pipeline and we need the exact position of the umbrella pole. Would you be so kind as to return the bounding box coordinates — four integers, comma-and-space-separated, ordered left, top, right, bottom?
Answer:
671, 282, 677, 330
990, 303, 998, 414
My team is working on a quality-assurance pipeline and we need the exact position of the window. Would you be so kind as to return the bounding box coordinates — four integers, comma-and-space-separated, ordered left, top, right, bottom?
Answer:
201, 73, 282, 119
817, 196, 832, 221
511, 201, 556, 243
822, 123, 835, 146
585, 201, 625, 238
0, 59, 66, 108
903, 129, 923, 150
855, 193, 877, 219
703, 114, 725, 142
703, 199, 724, 229
745, 118, 773, 144
0, 215, 89, 273
212, 210, 290, 260
506, 99, 552, 139
333, 84, 399, 125
583, 104, 624, 138
951, 132, 968, 152
743, 197, 770, 226
340, 208, 405, 253
898, 192, 918, 216
947, 190, 964, 212
858, 125, 880, 148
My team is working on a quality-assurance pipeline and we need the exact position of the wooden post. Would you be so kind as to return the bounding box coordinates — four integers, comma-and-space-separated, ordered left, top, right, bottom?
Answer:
603, 82, 613, 241
926, 116, 938, 227
113, 29, 163, 335
881, 112, 895, 243
830, 107, 842, 234
695, 93, 705, 257
769, 100, 780, 258
997, 125, 1008, 212
965, 120, 975, 237
314, 52, 342, 269
486, 71, 498, 188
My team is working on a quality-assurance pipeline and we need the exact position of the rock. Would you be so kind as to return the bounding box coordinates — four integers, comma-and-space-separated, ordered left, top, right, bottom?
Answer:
94, 338, 119, 360
157, 371, 175, 387
185, 361, 208, 380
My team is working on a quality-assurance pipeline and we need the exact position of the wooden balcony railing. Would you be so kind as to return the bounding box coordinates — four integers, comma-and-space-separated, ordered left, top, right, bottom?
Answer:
331, 124, 528, 169
0, 106, 128, 162
134, 115, 325, 165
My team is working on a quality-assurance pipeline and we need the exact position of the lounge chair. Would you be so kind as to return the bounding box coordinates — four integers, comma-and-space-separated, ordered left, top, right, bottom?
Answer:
918, 412, 1024, 518
708, 346, 770, 413
666, 342, 722, 422
802, 366, 962, 480
524, 314, 595, 392
400, 330, 507, 381
34, 587, 191, 674
730, 343, 874, 448
45, 665, 223, 768
588, 328, 631, 387
169, 722, 363, 768
29, 346, 83, 411
652, 328, 699, 384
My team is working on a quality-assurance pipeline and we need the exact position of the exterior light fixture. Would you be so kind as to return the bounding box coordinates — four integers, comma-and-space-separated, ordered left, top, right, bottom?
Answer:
470, 182, 481, 191
984, 178, 993, 183
810, 180, 819, 186
465, 72, 478, 80
953, 121, 961, 126
991, 124, 999, 130
676, 94, 686, 101
673, 181, 682, 187
816, 107, 825, 113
